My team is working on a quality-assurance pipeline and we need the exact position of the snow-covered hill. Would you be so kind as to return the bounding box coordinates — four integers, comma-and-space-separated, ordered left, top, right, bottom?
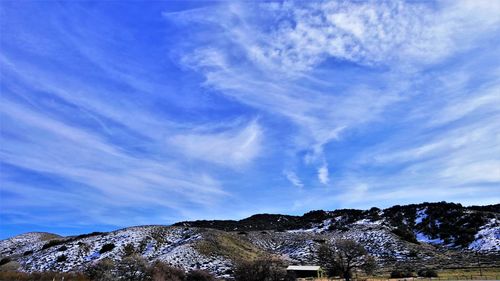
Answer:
468, 218, 500, 252
1, 203, 499, 277
1, 226, 234, 278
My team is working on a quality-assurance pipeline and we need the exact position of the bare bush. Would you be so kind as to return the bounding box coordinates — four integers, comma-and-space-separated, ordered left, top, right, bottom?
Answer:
186, 270, 216, 281
116, 255, 151, 281
85, 258, 115, 281
233, 256, 286, 281
149, 260, 185, 281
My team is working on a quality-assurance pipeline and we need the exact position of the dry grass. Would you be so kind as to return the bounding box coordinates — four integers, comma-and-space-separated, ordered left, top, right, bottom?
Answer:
0, 271, 89, 281
39, 233, 62, 241
195, 230, 265, 261
308, 268, 500, 281
437, 267, 500, 280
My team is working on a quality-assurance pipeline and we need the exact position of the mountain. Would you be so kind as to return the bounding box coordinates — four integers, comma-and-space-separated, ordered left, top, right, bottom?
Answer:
1, 202, 499, 278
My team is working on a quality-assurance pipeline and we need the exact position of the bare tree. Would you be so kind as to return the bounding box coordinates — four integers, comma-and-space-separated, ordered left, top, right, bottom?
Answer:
317, 243, 342, 277
317, 239, 377, 281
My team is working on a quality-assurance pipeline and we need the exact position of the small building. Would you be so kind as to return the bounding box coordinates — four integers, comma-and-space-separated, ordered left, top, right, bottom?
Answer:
286, 265, 325, 278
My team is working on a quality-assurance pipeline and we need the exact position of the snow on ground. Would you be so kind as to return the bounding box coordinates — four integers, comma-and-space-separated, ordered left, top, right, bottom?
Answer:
286, 219, 333, 234
3, 216, 499, 277
336, 225, 411, 260
250, 223, 417, 264
5, 226, 232, 277
469, 218, 500, 252
415, 232, 444, 245
353, 218, 383, 225
415, 208, 428, 225
0, 232, 59, 257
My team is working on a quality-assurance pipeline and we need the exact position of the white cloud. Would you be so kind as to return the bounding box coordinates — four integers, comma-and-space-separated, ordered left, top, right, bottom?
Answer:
232, 0, 496, 75
173, 4, 414, 179
318, 163, 330, 185
283, 170, 304, 188
168, 119, 262, 167
0, 94, 228, 226
1, 0, 499, 230
170, 0, 500, 200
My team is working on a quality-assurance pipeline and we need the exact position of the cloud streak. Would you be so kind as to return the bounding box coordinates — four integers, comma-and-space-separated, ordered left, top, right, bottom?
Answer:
168, 119, 262, 167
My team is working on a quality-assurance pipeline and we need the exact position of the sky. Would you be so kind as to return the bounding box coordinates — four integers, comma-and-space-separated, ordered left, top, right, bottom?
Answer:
1, 0, 499, 239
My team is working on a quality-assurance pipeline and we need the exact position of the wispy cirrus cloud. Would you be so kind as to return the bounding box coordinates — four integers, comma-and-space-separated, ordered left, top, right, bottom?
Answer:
0, 97, 228, 221
168, 119, 262, 167
283, 170, 304, 188
168, 0, 500, 196
1, 0, 499, 238
0, 2, 266, 235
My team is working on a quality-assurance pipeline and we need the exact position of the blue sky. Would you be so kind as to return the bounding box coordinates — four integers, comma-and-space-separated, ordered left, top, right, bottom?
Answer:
1, 1, 499, 239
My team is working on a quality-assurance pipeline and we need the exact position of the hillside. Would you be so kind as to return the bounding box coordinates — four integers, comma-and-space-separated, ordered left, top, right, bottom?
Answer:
1, 202, 499, 277
176, 202, 500, 249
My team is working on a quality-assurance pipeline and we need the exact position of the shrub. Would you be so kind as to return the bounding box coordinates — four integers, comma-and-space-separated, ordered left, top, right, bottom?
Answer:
149, 260, 185, 281
122, 243, 136, 257
362, 256, 378, 276
0, 257, 11, 266
75, 232, 105, 240
58, 245, 68, 251
390, 268, 414, 278
418, 268, 438, 278
0, 271, 90, 281
56, 254, 67, 263
186, 270, 216, 281
233, 256, 286, 281
391, 227, 418, 243
285, 270, 297, 281
99, 243, 115, 254
85, 258, 115, 281
116, 255, 150, 281
42, 239, 64, 250
23, 250, 33, 256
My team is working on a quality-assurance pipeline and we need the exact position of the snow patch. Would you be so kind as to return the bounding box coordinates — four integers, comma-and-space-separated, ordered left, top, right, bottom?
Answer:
415, 208, 428, 224
468, 218, 500, 252
415, 232, 444, 245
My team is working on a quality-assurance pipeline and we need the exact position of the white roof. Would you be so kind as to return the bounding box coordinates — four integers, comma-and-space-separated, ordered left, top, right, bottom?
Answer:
287, 265, 321, 271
